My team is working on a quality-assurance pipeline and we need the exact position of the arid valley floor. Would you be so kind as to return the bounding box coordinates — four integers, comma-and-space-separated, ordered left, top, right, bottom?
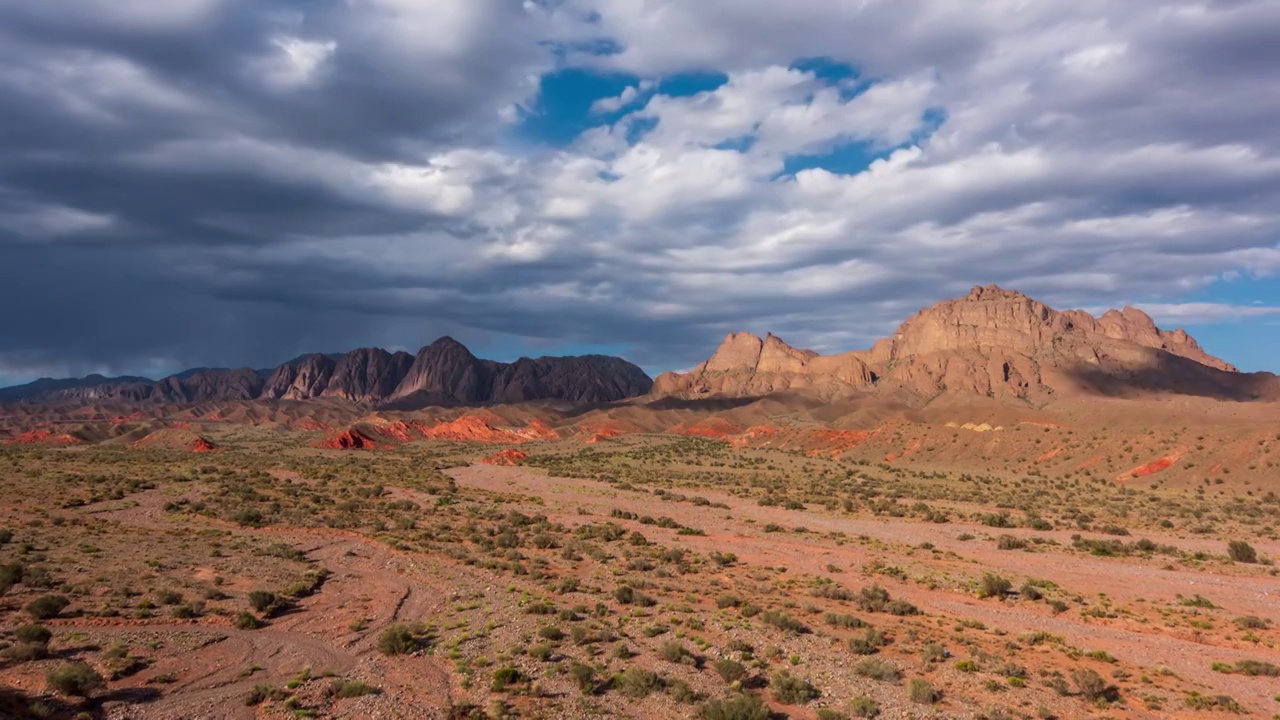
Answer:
1, 412, 1278, 720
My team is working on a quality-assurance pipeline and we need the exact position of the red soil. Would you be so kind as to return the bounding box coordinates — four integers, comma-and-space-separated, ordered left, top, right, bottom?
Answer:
130, 429, 219, 453
376, 420, 421, 443
516, 418, 560, 441
316, 429, 379, 450
806, 428, 875, 455
1035, 448, 1063, 463
5, 428, 83, 446
729, 425, 781, 447
673, 417, 745, 439
482, 449, 530, 466
1119, 451, 1184, 481
420, 415, 525, 443
575, 419, 642, 438
885, 437, 923, 462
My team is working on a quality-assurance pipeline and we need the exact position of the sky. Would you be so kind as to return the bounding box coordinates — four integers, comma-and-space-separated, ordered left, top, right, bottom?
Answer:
1, 0, 1279, 386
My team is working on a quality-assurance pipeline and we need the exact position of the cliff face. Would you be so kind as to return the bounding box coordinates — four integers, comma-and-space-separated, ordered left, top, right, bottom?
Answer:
261, 354, 337, 400
324, 349, 415, 403
390, 338, 654, 406
653, 333, 873, 400
6, 339, 653, 407
654, 285, 1272, 402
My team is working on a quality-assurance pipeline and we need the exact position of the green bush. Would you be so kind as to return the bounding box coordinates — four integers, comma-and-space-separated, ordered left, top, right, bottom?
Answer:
1071, 668, 1115, 701
1227, 541, 1258, 563
856, 585, 919, 615
325, 679, 382, 698
1184, 691, 1244, 713
529, 643, 554, 661
847, 628, 888, 655
824, 612, 866, 629
770, 671, 819, 704
659, 640, 691, 664
614, 666, 665, 698
0, 562, 22, 595
761, 610, 808, 634
233, 612, 263, 630
25, 594, 69, 620
47, 662, 104, 697
921, 642, 946, 664
667, 679, 701, 704
244, 684, 286, 706
490, 666, 523, 692
714, 658, 747, 683
1215, 659, 1280, 677
909, 678, 939, 704
377, 624, 423, 656
978, 573, 1012, 598
247, 590, 277, 613
613, 586, 655, 607
850, 695, 881, 717
698, 693, 769, 720
716, 594, 742, 609
854, 659, 900, 682
996, 535, 1027, 550
569, 663, 597, 695
3, 642, 48, 662
15, 624, 52, 645
154, 589, 184, 606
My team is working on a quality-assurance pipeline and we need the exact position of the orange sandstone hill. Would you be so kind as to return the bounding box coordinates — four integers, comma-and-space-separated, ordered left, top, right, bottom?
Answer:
653, 285, 1279, 404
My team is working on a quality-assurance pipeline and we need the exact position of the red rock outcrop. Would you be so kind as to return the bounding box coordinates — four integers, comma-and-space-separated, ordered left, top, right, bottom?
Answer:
673, 417, 745, 439
316, 429, 378, 450
515, 418, 560, 441
5, 428, 84, 446
1118, 450, 1185, 481
420, 415, 526, 443
482, 449, 529, 466
129, 428, 219, 453
574, 419, 641, 438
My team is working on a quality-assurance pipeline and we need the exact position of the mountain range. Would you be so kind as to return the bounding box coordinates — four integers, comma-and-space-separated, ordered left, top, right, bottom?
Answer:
654, 285, 1277, 402
0, 338, 654, 407
3, 286, 1277, 409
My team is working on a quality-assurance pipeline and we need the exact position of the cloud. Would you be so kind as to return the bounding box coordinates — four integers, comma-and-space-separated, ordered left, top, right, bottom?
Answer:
589, 80, 653, 114
1135, 303, 1280, 326
1, 0, 1279, 381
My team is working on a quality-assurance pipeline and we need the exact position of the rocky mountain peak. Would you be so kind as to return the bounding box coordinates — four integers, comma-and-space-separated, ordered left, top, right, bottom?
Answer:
704, 332, 766, 373
655, 285, 1249, 402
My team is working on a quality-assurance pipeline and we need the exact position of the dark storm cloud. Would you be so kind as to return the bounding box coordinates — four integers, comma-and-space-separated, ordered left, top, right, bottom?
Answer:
2, 0, 1280, 384
0, 0, 558, 379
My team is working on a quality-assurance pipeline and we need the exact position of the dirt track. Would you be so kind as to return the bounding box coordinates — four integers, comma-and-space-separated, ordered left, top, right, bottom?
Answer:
66, 495, 459, 719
